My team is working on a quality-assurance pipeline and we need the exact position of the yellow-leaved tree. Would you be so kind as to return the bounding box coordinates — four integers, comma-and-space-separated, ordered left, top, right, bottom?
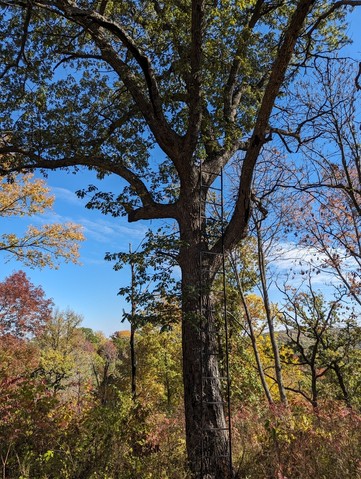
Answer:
0, 174, 84, 268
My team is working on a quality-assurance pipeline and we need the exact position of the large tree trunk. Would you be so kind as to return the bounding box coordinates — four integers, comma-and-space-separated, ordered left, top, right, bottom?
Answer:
180, 243, 232, 479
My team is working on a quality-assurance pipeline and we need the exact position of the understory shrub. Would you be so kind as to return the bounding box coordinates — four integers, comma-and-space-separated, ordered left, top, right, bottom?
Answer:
233, 401, 361, 479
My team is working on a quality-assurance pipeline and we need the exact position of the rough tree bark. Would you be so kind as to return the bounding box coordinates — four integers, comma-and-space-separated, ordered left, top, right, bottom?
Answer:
180, 230, 231, 477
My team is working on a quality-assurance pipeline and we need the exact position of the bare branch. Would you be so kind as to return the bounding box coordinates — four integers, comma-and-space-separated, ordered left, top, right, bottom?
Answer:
53, 52, 103, 71
355, 62, 361, 90
221, 0, 317, 253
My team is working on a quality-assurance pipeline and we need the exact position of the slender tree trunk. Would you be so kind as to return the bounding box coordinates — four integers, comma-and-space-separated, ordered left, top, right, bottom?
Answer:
229, 251, 273, 404
164, 350, 172, 409
130, 322, 137, 400
100, 361, 110, 404
180, 244, 232, 479
130, 244, 137, 400
1, 444, 12, 479
239, 288, 273, 404
310, 362, 318, 408
332, 362, 351, 408
255, 221, 287, 404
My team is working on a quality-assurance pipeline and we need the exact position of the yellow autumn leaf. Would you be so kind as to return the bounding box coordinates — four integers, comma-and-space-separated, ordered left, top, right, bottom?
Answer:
0, 173, 84, 268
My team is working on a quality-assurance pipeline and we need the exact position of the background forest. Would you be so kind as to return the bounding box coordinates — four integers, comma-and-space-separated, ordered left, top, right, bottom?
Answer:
1, 258, 361, 479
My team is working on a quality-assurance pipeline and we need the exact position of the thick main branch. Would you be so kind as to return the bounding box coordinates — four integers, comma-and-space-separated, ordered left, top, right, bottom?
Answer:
0, 152, 179, 222
31, 0, 185, 165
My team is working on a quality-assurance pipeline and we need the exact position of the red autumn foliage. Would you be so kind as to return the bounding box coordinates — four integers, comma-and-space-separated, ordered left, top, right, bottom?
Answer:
0, 270, 53, 338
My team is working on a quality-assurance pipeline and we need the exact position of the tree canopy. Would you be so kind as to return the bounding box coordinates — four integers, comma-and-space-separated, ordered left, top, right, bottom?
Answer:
0, 1, 355, 234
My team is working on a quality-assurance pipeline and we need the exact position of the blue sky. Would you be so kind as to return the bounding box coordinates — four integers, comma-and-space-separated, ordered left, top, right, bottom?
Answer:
0, 169, 153, 336
1, 8, 361, 337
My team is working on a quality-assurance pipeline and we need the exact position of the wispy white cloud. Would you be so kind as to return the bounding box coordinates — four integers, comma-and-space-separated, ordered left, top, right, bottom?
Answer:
31, 210, 75, 225
23, 209, 148, 246
78, 217, 147, 244
270, 242, 325, 271
266, 241, 357, 288
52, 186, 81, 205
